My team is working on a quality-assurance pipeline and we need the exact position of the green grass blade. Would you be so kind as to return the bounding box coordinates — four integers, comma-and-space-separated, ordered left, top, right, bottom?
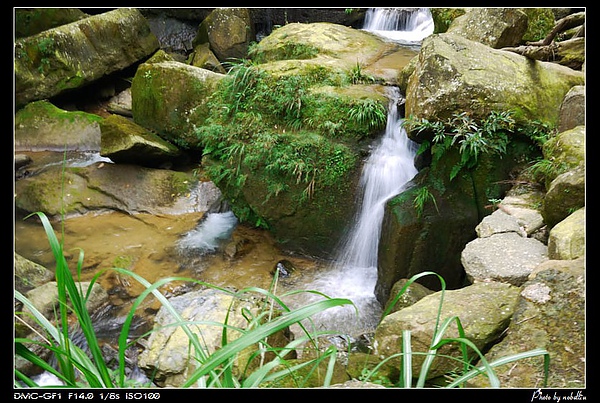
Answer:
446, 347, 550, 388
380, 271, 446, 322
182, 297, 352, 387
25, 212, 114, 387
431, 336, 500, 387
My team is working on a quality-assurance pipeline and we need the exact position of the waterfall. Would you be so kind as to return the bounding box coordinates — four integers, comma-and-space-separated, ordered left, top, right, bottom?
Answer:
290, 87, 418, 337
335, 87, 418, 270
362, 7, 434, 45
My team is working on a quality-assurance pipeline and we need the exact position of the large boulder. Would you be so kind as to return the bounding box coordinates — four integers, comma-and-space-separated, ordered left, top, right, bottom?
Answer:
461, 232, 548, 286
130, 59, 225, 151
468, 257, 585, 388
192, 8, 255, 62
374, 281, 521, 381
377, 134, 538, 297
15, 8, 88, 38
558, 85, 585, 132
138, 288, 294, 387
99, 114, 182, 168
15, 8, 160, 107
447, 8, 529, 48
15, 100, 103, 152
404, 33, 584, 128
542, 166, 585, 229
195, 22, 412, 257
547, 207, 585, 260
14, 162, 199, 217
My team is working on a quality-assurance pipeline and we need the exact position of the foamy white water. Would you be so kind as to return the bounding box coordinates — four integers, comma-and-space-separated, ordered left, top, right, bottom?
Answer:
363, 7, 434, 45
290, 87, 418, 336
177, 211, 238, 254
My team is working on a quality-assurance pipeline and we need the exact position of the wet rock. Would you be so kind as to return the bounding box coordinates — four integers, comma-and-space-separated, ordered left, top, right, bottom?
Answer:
271, 259, 296, 278
468, 257, 585, 388
99, 114, 182, 168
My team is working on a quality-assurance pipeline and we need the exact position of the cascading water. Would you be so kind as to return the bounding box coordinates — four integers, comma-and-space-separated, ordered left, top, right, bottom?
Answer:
289, 87, 418, 337
335, 87, 418, 271
363, 7, 434, 46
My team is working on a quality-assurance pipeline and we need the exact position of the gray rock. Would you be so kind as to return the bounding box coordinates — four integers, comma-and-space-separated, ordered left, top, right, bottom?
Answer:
374, 281, 520, 380
476, 209, 525, 238
468, 257, 585, 388
461, 232, 548, 285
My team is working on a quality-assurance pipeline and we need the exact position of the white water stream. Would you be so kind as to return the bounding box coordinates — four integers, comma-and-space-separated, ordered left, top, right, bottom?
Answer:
291, 86, 418, 336
363, 7, 434, 45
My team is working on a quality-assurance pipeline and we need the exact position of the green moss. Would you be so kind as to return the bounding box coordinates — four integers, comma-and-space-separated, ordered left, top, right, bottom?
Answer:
249, 42, 319, 64
521, 8, 555, 43
430, 8, 466, 34
15, 99, 103, 125
194, 61, 383, 228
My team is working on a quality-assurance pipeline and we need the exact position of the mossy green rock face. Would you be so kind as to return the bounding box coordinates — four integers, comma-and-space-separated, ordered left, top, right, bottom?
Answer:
131, 60, 225, 150
405, 33, 584, 128
15, 100, 103, 151
14, 163, 196, 217
15, 8, 88, 38
15, 8, 159, 107
100, 114, 181, 167
194, 22, 407, 257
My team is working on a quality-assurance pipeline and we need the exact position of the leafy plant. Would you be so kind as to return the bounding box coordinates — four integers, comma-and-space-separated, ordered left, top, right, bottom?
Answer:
403, 110, 551, 181
348, 98, 387, 131
413, 186, 439, 218
348, 60, 378, 85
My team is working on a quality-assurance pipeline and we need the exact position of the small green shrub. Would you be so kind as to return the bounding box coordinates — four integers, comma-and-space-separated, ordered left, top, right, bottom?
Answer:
403, 110, 553, 181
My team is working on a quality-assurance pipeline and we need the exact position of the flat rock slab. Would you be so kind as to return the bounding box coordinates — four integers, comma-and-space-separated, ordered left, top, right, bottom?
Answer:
461, 232, 548, 286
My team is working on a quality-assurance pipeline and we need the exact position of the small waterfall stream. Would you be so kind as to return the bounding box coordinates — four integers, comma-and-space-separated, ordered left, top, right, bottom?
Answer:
290, 87, 418, 336
363, 7, 434, 46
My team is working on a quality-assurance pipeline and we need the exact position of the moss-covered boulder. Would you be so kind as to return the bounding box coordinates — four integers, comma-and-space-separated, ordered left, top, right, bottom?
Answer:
195, 22, 412, 257
14, 162, 197, 217
447, 8, 529, 48
15, 8, 159, 107
540, 125, 585, 228
15, 100, 103, 152
377, 133, 538, 297
131, 60, 225, 150
541, 125, 585, 186
15, 8, 88, 38
192, 8, 255, 62
405, 33, 584, 129
542, 166, 585, 229
547, 207, 585, 260
99, 114, 182, 167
